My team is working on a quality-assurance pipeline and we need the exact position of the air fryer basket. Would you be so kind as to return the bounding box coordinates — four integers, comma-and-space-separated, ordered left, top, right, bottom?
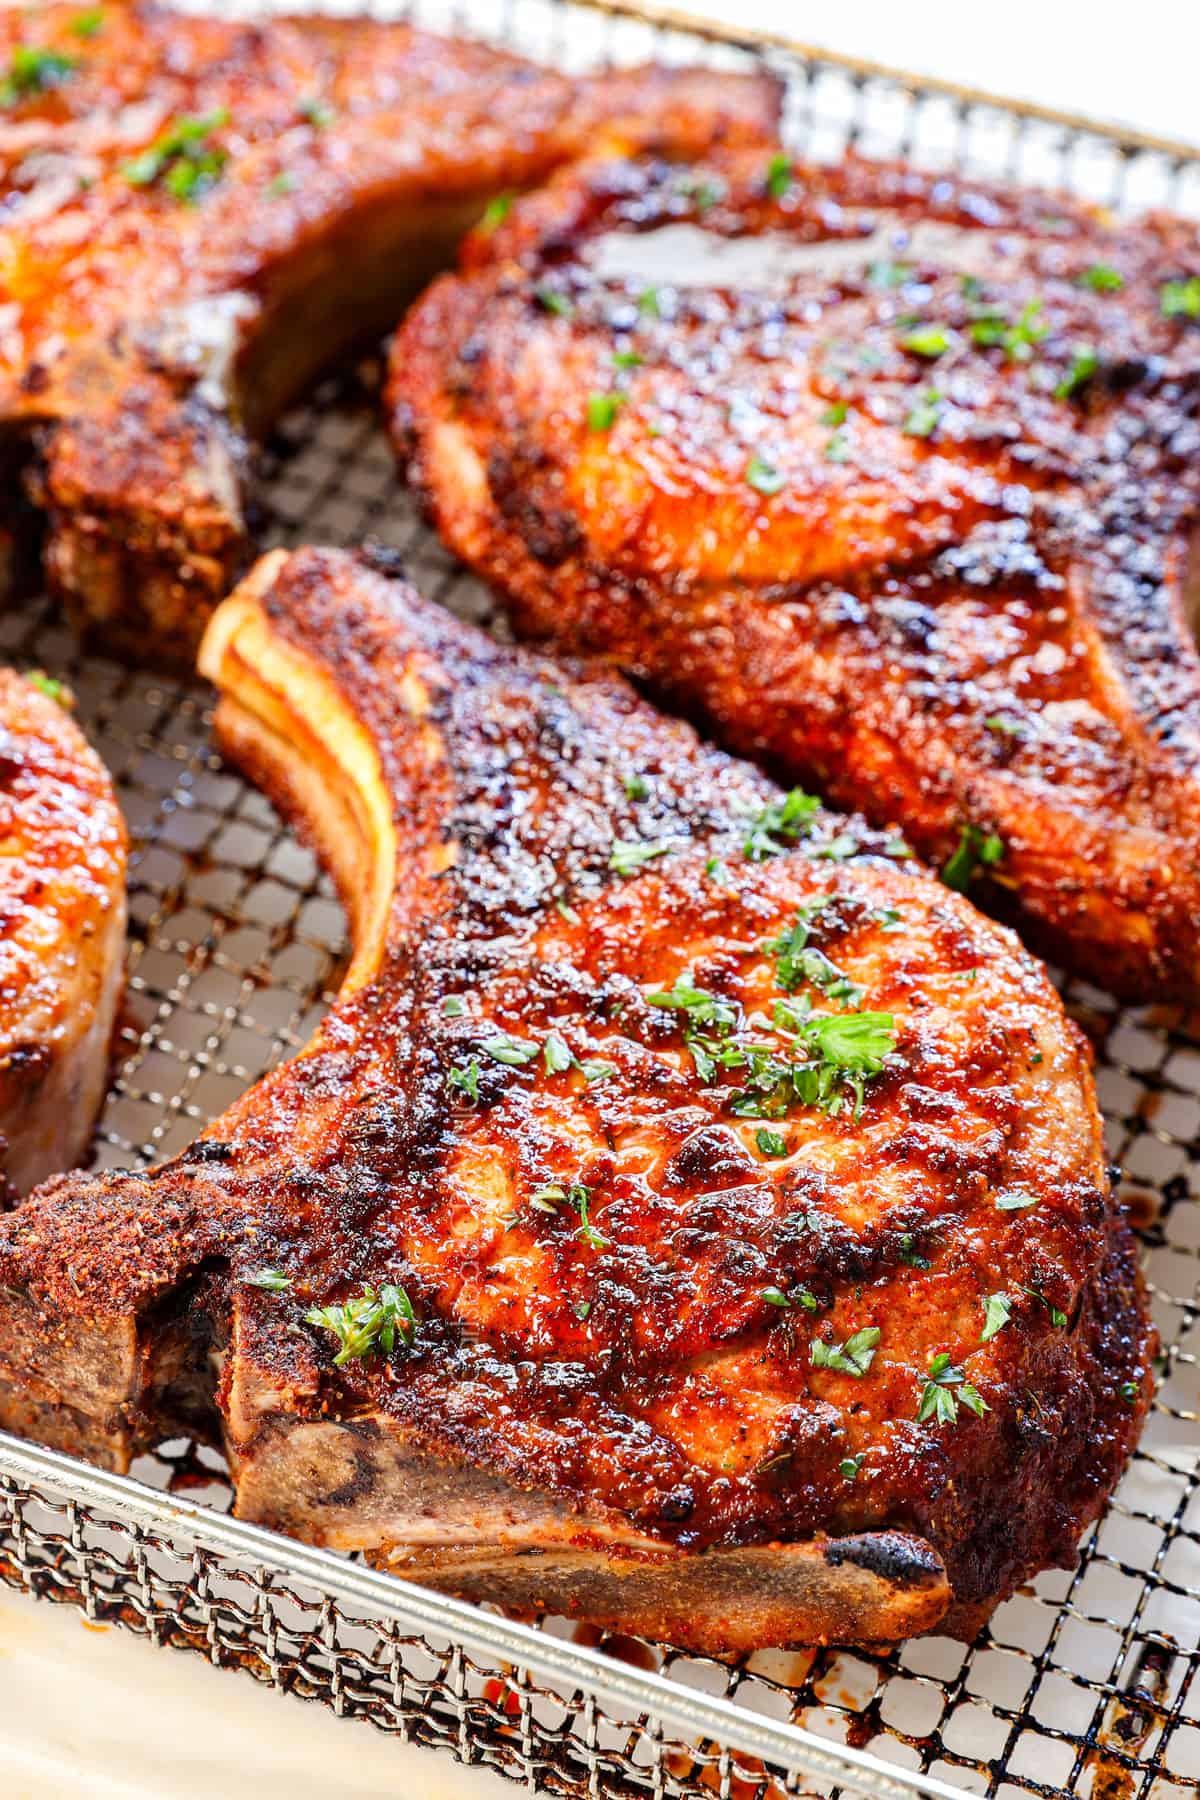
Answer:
3, 4, 1200, 1795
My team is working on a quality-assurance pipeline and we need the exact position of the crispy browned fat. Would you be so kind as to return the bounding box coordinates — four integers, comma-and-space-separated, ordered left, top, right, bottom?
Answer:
0, 547, 1152, 1652
0, 670, 126, 1193
389, 142, 1200, 1004
0, 2, 777, 662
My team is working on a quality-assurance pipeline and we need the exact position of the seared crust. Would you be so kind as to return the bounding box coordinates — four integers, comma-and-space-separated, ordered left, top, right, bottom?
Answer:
388, 143, 1200, 1003
0, 671, 126, 1192
0, 2, 777, 662
0, 548, 1152, 1650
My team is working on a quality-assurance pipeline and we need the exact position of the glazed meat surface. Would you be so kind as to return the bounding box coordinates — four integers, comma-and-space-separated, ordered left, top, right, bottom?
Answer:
0, 4, 776, 663
0, 669, 126, 1192
390, 143, 1200, 1003
0, 547, 1151, 1651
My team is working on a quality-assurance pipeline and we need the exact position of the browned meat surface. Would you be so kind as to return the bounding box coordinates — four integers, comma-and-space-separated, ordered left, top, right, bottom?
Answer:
389, 143, 1200, 1004
0, 4, 777, 664
0, 669, 126, 1192
0, 546, 1152, 1650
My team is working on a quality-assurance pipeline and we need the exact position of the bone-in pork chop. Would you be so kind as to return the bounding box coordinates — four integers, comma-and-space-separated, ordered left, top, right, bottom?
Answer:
0, 546, 1151, 1651
389, 142, 1200, 1003
0, 668, 126, 1193
0, 3, 777, 662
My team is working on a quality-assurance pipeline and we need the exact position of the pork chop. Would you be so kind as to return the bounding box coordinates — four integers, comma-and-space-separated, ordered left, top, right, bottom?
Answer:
389, 142, 1200, 1003
0, 668, 126, 1192
0, 2, 777, 662
0, 546, 1152, 1651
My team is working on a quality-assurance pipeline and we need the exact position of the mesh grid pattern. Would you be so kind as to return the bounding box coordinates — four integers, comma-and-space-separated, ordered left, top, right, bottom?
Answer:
2, 4, 1200, 1796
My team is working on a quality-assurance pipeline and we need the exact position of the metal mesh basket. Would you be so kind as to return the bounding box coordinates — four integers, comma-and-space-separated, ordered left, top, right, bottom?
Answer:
4, 3, 1200, 1795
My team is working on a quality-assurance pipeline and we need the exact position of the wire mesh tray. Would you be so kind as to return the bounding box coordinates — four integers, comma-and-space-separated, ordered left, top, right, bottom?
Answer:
4, 2, 1200, 1795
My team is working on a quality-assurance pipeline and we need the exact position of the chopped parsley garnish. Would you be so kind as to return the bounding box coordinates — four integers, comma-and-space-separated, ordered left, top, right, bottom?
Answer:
623, 771, 648, 800
705, 856, 731, 886
246, 1268, 292, 1291
811, 1326, 880, 1377
980, 1292, 1013, 1343
867, 260, 912, 289
824, 430, 851, 464
536, 286, 572, 318
574, 1298, 592, 1322
1023, 1285, 1068, 1329
1119, 1380, 1139, 1405
984, 713, 1025, 738
0, 45, 78, 106
481, 1032, 540, 1067
821, 402, 848, 427
899, 323, 950, 359
743, 788, 821, 861
917, 1352, 987, 1424
746, 453, 787, 496
762, 1283, 818, 1311
587, 391, 625, 433
647, 974, 738, 1035
448, 1057, 482, 1102
542, 1032, 573, 1075
968, 297, 1047, 361
609, 835, 671, 876
941, 822, 1004, 892
1054, 344, 1099, 401
1161, 277, 1200, 320
839, 1452, 864, 1480
899, 1233, 931, 1269
306, 1284, 416, 1365
479, 192, 513, 232
766, 898, 861, 1007
902, 388, 942, 438
297, 93, 336, 128
755, 1128, 789, 1157
1079, 264, 1122, 292
71, 8, 106, 36
638, 286, 661, 317
996, 1190, 1038, 1212
578, 1058, 616, 1083
124, 110, 230, 203
531, 1182, 605, 1249
785, 1010, 896, 1118
28, 670, 70, 707
765, 152, 793, 199
442, 996, 466, 1017
612, 349, 642, 370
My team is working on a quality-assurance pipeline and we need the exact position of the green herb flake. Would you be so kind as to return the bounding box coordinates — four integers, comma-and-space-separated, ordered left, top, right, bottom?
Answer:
902, 388, 942, 438
968, 297, 1047, 361
1024, 1285, 1068, 1329
917, 1350, 988, 1425
1119, 1379, 1139, 1405
899, 1233, 931, 1270
573, 1298, 592, 1321
810, 1325, 880, 1378
306, 1283, 416, 1366
1054, 344, 1099, 401
980, 1292, 1013, 1344
941, 822, 1004, 892
587, 391, 626, 433
706, 856, 731, 887
0, 45, 79, 106
839, 1452, 864, 1480
70, 8, 106, 36
746, 453, 787, 496
996, 1190, 1038, 1212
442, 996, 466, 1017
867, 260, 913, 289
756, 1128, 788, 1158
761, 1285, 792, 1308
1079, 263, 1123, 291
609, 835, 671, 876
820, 402, 849, 427
246, 1268, 291, 1291
542, 1031, 573, 1075
448, 1057, 482, 1103
479, 192, 514, 233
983, 713, 1025, 738
743, 788, 821, 861
266, 171, 296, 199
765, 152, 793, 199
638, 285, 661, 317
481, 1032, 540, 1068
1161, 277, 1200, 320
123, 109, 230, 203
623, 772, 648, 800
297, 93, 336, 128
646, 974, 738, 1036
899, 323, 951, 359
612, 348, 642, 370
28, 670, 70, 707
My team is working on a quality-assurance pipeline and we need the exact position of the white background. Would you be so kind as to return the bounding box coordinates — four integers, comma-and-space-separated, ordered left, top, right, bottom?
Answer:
4, 2, 1194, 1796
